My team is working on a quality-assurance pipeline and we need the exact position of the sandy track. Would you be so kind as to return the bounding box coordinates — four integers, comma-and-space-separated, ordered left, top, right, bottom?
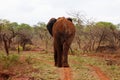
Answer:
58, 68, 72, 80
7, 56, 111, 80
35, 57, 111, 80
88, 65, 110, 80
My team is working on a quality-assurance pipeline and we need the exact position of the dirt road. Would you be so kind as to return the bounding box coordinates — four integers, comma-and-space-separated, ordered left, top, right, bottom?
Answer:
1, 54, 111, 80
88, 65, 110, 80
35, 57, 111, 80
58, 68, 72, 80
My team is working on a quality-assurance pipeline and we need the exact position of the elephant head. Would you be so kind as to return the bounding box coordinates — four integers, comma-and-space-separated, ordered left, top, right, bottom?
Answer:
46, 18, 57, 36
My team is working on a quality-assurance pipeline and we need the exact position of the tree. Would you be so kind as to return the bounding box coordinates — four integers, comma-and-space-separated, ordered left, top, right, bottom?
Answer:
94, 22, 117, 52
33, 22, 51, 51
17, 23, 33, 51
67, 11, 86, 52
33, 22, 47, 40
0, 19, 18, 55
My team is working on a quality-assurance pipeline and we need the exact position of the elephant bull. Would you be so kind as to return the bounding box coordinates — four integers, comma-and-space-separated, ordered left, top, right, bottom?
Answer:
47, 17, 75, 67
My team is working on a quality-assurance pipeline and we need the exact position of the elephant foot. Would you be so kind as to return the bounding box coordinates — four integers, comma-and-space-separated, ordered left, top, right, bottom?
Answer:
55, 63, 62, 67
55, 62, 69, 67
56, 63, 69, 67
55, 62, 57, 67
62, 63, 69, 67
57, 63, 62, 67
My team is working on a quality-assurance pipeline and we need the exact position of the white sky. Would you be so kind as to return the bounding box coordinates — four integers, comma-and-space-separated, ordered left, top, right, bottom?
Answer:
0, 0, 120, 25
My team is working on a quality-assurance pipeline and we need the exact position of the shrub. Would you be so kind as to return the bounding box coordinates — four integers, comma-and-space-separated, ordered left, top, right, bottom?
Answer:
0, 54, 20, 69
25, 56, 33, 64
16, 45, 23, 51
25, 44, 35, 51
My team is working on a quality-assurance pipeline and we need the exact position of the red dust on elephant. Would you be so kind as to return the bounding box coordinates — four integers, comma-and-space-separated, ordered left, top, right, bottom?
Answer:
47, 17, 75, 67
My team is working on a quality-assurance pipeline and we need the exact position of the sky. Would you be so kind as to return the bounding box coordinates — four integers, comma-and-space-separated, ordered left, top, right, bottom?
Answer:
0, 0, 120, 25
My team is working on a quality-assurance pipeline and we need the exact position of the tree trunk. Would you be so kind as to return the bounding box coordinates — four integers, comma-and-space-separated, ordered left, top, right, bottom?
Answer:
96, 31, 105, 52
18, 41, 20, 54
22, 43, 26, 51
91, 40, 95, 51
3, 34, 9, 55
70, 47, 74, 55
76, 37, 81, 49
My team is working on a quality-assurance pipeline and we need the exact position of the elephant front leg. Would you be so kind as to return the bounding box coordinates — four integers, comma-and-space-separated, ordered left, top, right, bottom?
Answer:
57, 52, 63, 67
57, 43, 63, 67
62, 52, 69, 67
54, 39, 63, 67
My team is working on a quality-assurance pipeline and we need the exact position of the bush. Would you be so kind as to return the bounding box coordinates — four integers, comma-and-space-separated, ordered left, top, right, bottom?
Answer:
25, 44, 35, 51
0, 54, 20, 69
25, 56, 33, 64
16, 45, 23, 51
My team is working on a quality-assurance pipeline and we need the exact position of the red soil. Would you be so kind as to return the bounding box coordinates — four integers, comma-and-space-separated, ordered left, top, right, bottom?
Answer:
0, 52, 113, 80
88, 65, 110, 80
58, 68, 72, 80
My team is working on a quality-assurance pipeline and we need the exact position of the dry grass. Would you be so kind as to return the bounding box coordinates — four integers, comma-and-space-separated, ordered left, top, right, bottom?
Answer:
0, 51, 120, 80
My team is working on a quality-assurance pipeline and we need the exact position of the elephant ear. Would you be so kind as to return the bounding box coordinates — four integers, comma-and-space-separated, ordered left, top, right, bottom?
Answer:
67, 18, 72, 22
46, 18, 57, 36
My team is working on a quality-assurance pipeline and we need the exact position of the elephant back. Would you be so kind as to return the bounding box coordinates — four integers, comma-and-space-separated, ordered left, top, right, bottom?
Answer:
52, 17, 75, 37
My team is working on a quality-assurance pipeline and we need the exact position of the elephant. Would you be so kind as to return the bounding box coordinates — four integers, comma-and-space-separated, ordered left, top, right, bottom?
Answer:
47, 17, 75, 67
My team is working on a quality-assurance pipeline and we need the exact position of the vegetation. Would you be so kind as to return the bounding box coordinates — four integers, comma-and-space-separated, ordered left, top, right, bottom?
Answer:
0, 11, 120, 80
0, 13, 120, 55
0, 51, 119, 80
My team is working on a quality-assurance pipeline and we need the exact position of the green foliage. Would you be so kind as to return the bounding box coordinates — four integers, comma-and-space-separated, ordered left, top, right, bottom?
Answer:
25, 44, 35, 51
0, 53, 20, 69
0, 52, 5, 60
9, 22, 19, 32
0, 19, 11, 33
17, 23, 33, 37
37, 22, 46, 28
33, 22, 47, 39
95, 21, 117, 30
16, 45, 23, 51
25, 56, 33, 64
18, 23, 32, 30
0, 19, 19, 34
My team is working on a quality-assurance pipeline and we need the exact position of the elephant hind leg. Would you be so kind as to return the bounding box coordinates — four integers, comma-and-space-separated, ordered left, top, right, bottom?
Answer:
54, 38, 63, 67
62, 42, 70, 67
62, 36, 74, 67
57, 43, 63, 67
54, 46, 57, 67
